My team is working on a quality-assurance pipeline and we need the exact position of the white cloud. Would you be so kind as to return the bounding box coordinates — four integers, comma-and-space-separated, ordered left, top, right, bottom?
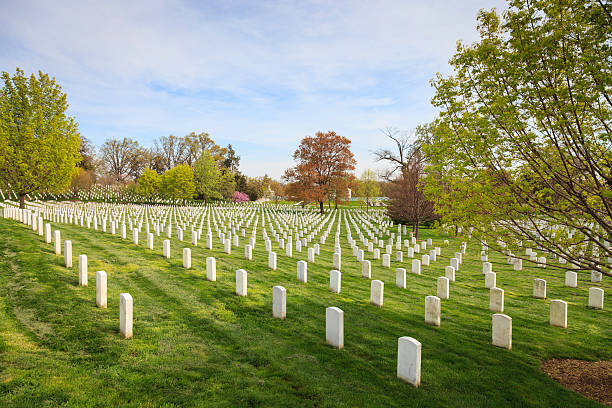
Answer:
0, 0, 507, 177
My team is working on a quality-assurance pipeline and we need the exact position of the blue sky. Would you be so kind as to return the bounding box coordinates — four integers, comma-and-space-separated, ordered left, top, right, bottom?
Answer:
0, 0, 506, 178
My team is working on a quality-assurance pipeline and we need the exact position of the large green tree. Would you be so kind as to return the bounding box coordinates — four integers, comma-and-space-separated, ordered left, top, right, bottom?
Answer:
193, 151, 222, 202
0, 68, 81, 208
160, 164, 195, 204
136, 168, 161, 200
423, 0, 612, 275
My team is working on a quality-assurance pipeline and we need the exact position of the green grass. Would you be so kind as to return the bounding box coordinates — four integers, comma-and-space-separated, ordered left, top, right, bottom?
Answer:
0, 215, 610, 407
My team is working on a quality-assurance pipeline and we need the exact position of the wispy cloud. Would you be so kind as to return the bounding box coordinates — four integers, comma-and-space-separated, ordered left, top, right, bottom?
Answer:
0, 0, 507, 177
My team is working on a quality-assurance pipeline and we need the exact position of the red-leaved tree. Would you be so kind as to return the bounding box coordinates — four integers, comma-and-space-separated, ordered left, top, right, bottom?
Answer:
283, 131, 356, 214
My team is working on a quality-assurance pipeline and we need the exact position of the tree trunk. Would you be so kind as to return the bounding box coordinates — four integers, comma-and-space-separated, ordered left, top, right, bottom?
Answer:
414, 222, 419, 240
319, 201, 324, 214
19, 193, 25, 209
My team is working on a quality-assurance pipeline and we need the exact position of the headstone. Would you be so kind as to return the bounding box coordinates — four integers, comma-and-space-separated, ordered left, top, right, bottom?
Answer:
450, 257, 459, 271
591, 271, 602, 283
445, 266, 455, 282
588, 287, 604, 309
268, 252, 277, 270
437, 277, 449, 299
492, 314, 512, 349
382, 253, 391, 267
370, 280, 384, 307
490, 287, 504, 313
533, 278, 546, 299
236, 269, 247, 296
373, 248, 380, 260
96, 271, 107, 308
78, 254, 87, 286
163, 239, 170, 258
325, 307, 344, 349
513, 258, 522, 271
45, 223, 51, 243
565, 271, 578, 288
550, 300, 568, 328
483, 262, 492, 275
224, 239, 231, 254
64, 240, 72, 268
397, 337, 421, 387
119, 293, 133, 339
206, 257, 216, 281
485, 272, 496, 289
183, 248, 191, 268
330, 270, 341, 293
133, 228, 138, 245
425, 295, 441, 326
333, 252, 341, 270
297, 260, 307, 283
308, 247, 315, 263
412, 259, 421, 275
273, 286, 286, 319
54, 230, 61, 255
362, 260, 371, 279
396, 268, 406, 288
422, 254, 430, 266
245, 244, 253, 260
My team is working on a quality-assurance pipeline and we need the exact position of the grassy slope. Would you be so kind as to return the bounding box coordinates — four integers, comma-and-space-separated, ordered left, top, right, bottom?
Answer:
0, 215, 610, 407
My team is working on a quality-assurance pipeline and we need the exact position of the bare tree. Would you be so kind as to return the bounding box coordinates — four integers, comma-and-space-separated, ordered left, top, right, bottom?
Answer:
154, 134, 188, 172
99, 138, 143, 183
374, 126, 437, 238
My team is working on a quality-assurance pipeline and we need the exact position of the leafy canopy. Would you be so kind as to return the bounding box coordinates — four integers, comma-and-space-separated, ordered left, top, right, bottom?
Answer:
160, 164, 195, 202
423, 0, 612, 274
0, 68, 81, 206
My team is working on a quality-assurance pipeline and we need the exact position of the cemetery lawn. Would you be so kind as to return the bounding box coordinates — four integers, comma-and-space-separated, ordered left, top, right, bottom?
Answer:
0, 217, 610, 407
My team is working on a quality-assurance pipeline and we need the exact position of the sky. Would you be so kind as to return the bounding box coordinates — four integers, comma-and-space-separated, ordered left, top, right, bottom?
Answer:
0, 0, 506, 178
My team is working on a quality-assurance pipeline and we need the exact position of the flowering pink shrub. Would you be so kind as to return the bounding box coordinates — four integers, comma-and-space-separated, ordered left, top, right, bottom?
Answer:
233, 191, 250, 203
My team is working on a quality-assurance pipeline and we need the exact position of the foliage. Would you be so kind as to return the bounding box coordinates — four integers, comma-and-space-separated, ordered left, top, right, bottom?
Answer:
136, 168, 161, 198
0, 68, 82, 208
160, 164, 195, 203
192, 151, 222, 202
283, 131, 356, 213
357, 170, 380, 211
223, 144, 240, 173
233, 191, 250, 202
423, 0, 612, 274
218, 170, 236, 200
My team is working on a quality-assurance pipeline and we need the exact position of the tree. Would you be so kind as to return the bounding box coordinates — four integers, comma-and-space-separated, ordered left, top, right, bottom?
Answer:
69, 168, 94, 198
0, 68, 82, 208
78, 136, 97, 173
268, 179, 286, 203
192, 150, 222, 202
160, 164, 195, 204
283, 131, 356, 214
99, 137, 143, 182
386, 148, 436, 238
233, 191, 249, 202
223, 144, 240, 173
136, 168, 161, 199
154, 134, 188, 172
218, 170, 236, 199
183, 132, 227, 166
374, 126, 437, 237
357, 170, 380, 212
423, 0, 612, 275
